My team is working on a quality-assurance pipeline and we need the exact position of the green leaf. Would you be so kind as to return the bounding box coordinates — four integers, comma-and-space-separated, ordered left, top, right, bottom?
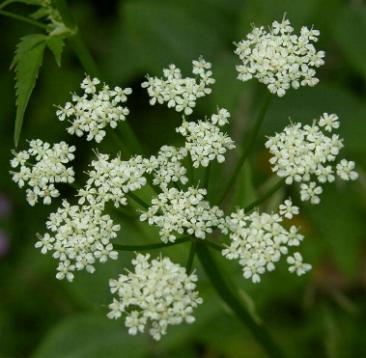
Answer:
47, 36, 65, 66
12, 34, 47, 146
30, 6, 49, 20
32, 313, 149, 358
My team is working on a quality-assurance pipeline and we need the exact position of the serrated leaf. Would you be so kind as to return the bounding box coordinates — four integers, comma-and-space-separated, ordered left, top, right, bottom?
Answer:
47, 36, 65, 66
12, 34, 47, 146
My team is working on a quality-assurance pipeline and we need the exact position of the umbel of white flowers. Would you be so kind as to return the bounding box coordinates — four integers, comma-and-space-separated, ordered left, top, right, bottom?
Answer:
9, 14, 359, 341
141, 57, 215, 115
222, 199, 310, 283
140, 187, 226, 243
56, 76, 132, 143
35, 200, 120, 282
10, 139, 75, 206
108, 254, 203, 340
265, 113, 358, 204
234, 16, 325, 96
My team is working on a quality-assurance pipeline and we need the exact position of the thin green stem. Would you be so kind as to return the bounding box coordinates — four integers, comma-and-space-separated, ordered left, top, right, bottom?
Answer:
196, 243, 284, 358
203, 163, 211, 190
186, 241, 196, 274
244, 179, 285, 213
204, 238, 225, 251
113, 237, 190, 251
217, 93, 272, 205
0, 9, 47, 29
0, 0, 18, 10
112, 206, 138, 221
126, 192, 150, 209
53, 0, 99, 77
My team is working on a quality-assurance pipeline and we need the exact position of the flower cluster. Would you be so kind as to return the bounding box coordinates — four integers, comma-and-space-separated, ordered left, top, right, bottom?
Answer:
265, 113, 358, 204
10, 140, 75, 206
108, 253, 203, 340
35, 200, 120, 281
140, 187, 225, 243
145, 145, 188, 189
222, 199, 310, 283
56, 76, 132, 143
235, 17, 325, 96
78, 152, 147, 208
176, 108, 235, 167
141, 57, 215, 115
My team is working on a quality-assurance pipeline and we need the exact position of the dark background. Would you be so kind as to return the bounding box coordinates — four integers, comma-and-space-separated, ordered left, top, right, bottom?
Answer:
1, 0, 366, 357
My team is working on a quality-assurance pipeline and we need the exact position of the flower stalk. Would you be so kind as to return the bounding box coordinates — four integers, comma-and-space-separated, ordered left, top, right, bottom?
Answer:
196, 243, 284, 358
218, 92, 272, 205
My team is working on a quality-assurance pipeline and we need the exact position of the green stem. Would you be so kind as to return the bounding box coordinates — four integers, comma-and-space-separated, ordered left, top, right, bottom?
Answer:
53, 0, 99, 77
244, 179, 284, 213
118, 121, 144, 156
0, 0, 20, 10
126, 192, 150, 209
0, 9, 47, 28
69, 35, 100, 77
204, 238, 225, 251
112, 206, 138, 221
186, 241, 196, 274
217, 93, 272, 205
113, 237, 190, 251
196, 243, 284, 358
203, 163, 211, 190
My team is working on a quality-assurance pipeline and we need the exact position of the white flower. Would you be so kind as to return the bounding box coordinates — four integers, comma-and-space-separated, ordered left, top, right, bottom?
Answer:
287, 252, 312, 276
78, 152, 147, 208
145, 145, 188, 189
140, 187, 225, 243
266, 113, 357, 203
300, 182, 322, 204
222, 203, 307, 283
10, 140, 75, 206
318, 113, 339, 132
235, 16, 325, 96
176, 108, 235, 168
279, 198, 299, 219
336, 159, 358, 181
56, 75, 132, 143
35, 200, 120, 281
141, 57, 215, 115
107, 253, 203, 340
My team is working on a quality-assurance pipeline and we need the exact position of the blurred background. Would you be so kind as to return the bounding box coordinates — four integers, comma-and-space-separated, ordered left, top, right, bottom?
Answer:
1, 0, 366, 357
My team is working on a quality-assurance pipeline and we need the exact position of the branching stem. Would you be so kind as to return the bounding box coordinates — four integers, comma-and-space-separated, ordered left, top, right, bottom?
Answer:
218, 93, 272, 205
196, 243, 284, 358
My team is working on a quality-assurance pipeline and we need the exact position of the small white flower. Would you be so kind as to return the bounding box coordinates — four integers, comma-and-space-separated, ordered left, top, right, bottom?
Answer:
235, 16, 325, 96
287, 252, 311, 276
176, 108, 235, 168
78, 152, 147, 208
10, 140, 75, 206
222, 205, 305, 283
300, 182, 322, 204
107, 254, 203, 340
146, 146, 188, 189
56, 75, 132, 143
279, 199, 299, 219
35, 200, 120, 280
266, 113, 356, 204
142, 57, 214, 115
318, 113, 339, 132
336, 159, 358, 181
140, 187, 225, 243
